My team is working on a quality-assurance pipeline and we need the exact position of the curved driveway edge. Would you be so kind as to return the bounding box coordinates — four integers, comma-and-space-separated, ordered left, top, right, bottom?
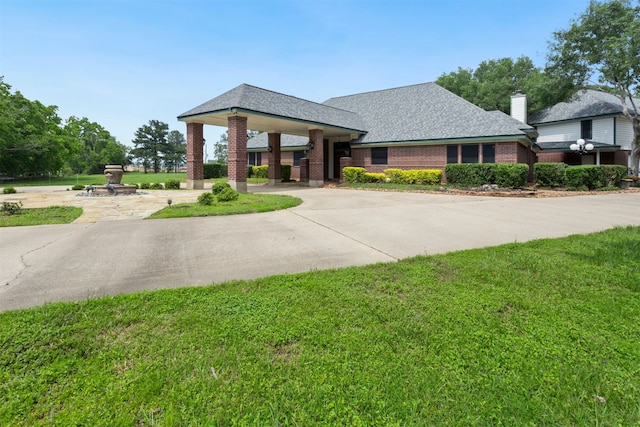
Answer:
1, 186, 639, 311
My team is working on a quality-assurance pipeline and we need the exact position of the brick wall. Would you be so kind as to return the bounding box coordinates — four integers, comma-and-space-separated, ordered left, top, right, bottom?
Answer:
186, 123, 204, 181
228, 116, 248, 183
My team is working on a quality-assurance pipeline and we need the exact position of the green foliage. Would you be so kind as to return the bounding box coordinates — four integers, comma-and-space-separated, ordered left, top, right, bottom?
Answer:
534, 162, 567, 187
203, 163, 228, 179
445, 164, 528, 188
216, 187, 239, 202
445, 164, 490, 186
131, 120, 170, 173
601, 165, 629, 187
71, 184, 84, 191
197, 192, 216, 206
494, 163, 529, 188
164, 179, 181, 190
251, 165, 269, 179
164, 130, 186, 173
281, 164, 292, 182
63, 116, 128, 174
0, 201, 22, 215
363, 172, 386, 183
565, 165, 628, 190
149, 182, 164, 190
342, 167, 367, 183
385, 168, 442, 185
140, 182, 151, 190
0, 205, 82, 226
211, 181, 232, 195
2, 186, 17, 194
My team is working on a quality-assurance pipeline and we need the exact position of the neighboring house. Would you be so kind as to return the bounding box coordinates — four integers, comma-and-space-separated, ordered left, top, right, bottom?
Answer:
529, 89, 637, 169
178, 82, 538, 190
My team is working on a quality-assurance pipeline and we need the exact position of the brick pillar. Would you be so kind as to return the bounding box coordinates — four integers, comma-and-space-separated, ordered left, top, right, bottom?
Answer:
339, 157, 353, 183
228, 115, 248, 193
186, 122, 204, 189
299, 158, 309, 183
267, 133, 282, 185
308, 129, 324, 187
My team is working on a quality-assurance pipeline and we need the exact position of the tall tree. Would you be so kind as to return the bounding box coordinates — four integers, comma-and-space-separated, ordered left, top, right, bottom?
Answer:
131, 120, 169, 173
546, 0, 640, 172
64, 116, 128, 174
165, 130, 186, 172
213, 131, 228, 164
436, 56, 574, 115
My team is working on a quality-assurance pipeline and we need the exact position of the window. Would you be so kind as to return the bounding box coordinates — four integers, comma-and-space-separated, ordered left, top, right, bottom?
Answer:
482, 144, 495, 163
461, 145, 479, 163
581, 120, 592, 140
293, 150, 305, 166
371, 147, 388, 165
248, 152, 262, 166
447, 145, 458, 164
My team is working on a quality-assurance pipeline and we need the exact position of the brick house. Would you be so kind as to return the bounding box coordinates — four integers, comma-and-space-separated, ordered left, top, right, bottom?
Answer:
529, 89, 637, 170
178, 82, 537, 191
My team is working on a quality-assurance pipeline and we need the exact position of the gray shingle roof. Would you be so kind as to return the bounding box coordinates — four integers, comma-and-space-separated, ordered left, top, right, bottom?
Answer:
530, 89, 640, 124
322, 83, 529, 144
178, 83, 365, 132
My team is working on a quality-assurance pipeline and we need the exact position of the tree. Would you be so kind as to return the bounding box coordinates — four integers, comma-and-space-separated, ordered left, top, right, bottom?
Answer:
0, 77, 75, 177
213, 131, 228, 164
436, 56, 575, 115
546, 0, 640, 172
131, 120, 169, 173
64, 116, 128, 174
165, 130, 186, 172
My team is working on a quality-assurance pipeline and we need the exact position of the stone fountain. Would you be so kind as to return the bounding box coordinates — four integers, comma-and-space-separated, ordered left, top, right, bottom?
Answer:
88, 165, 137, 195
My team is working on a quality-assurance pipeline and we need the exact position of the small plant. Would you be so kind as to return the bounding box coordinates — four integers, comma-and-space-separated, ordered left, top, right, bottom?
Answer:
165, 179, 181, 190
71, 184, 84, 191
217, 187, 239, 202
211, 182, 232, 195
1, 201, 23, 215
342, 167, 367, 183
197, 192, 216, 206
149, 182, 164, 190
140, 182, 151, 190
2, 187, 17, 194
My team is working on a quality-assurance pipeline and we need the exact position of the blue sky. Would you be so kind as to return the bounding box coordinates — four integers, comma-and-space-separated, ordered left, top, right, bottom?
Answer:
1, 0, 589, 158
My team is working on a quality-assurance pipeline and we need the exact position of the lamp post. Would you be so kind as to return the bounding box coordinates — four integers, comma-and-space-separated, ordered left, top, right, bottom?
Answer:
569, 138, 594, 155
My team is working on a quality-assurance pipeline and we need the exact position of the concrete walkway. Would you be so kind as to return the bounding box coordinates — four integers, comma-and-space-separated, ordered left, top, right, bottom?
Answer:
1, 185, 639, 311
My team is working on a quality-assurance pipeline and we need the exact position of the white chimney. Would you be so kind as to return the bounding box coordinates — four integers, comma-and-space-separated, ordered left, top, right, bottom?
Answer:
510, 91, 527, 124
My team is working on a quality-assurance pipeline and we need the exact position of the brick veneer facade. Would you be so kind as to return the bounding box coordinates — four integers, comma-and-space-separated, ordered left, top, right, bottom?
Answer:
228, 115, 248, 192
308, 129, 324, 187
186, 122, 204, 189
267, 133, 282, 185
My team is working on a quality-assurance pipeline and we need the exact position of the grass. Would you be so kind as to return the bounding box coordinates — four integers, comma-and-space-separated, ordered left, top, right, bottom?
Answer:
0, 206, 83, 227
146, 193, 302, 219
1, 226, 639, 426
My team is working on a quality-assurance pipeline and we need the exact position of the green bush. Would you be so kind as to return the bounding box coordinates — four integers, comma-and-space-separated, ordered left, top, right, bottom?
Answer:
197, 192, 216, 206
252, 165, 269, 179
343, 167, 367, 183
383, 169, 405, 183
203, 163, 228, 179
534, 163, 567, 187
140, 182, 151, 190
1, 201, 22, 215
217, 187, 239, 202
71, 184, 84, 191
165, 179, 181, 190
565, 165, 627, 190
363, 172, 386, 183
494, 164, 529, 188
601, 165, 628, 187
281, 164, 292, 182
383, 169, 442, 185
2, 187, 17, 194
445, 164, 489, 186
247, 165, 254, 178
211, 182, 232, 195
149, 183, 164, 190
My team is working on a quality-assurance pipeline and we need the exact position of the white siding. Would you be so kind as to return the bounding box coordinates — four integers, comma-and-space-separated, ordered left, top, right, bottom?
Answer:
616, 116, 634, 150
592, 118, 614, 144
536, 122, 580, 142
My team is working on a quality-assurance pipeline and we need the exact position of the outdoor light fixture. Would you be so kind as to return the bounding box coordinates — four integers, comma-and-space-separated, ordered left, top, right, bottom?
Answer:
267, 144, 273, 152
307, 139, 315, 150
570, 138, 594, 155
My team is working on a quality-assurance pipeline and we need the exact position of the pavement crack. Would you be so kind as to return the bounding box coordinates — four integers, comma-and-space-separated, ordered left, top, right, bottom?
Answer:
288, 210, 398, 261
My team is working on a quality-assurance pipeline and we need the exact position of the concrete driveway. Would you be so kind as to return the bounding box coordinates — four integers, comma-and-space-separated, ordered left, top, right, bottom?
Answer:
1, 185, 639, 311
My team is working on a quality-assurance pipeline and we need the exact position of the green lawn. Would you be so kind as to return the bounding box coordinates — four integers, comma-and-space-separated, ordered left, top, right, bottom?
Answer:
147, 193, 302, 219
1, 226, 639, 425
0, 206, 83, 227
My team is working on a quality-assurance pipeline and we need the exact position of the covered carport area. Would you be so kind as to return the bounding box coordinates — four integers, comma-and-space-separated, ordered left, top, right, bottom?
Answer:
177, 84, 366, 191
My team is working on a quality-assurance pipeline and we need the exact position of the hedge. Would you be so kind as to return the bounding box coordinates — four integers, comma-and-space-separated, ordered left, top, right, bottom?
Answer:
565, 165, 627, 190
534, 163, 566, 187
384, 168, 442, 185
203, 163, 228, 179
251, 165, 269, 179
445, 163, 528, 188
281, 164, 292, 182
343, 167, 367, 184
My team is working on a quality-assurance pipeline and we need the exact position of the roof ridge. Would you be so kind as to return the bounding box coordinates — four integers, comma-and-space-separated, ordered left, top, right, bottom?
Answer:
324, 81, 437, 101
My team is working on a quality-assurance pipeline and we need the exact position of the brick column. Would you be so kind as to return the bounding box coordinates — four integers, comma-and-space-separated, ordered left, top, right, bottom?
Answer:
228, 115, 248, 193
267, 133, 281, 186
308, 129, 324, 187
186, 122, 204, 189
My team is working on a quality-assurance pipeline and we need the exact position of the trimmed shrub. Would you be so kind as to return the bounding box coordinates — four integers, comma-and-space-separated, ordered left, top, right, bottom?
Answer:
534, 163, 567, 187
363, 172, 387, 183
494, 164, 529, 188
140, 182, 151, 190
217, 187, 239, 202
2, 187, 17, 194
71, 184, 84, 191
165, 179, 181, 190
384, 169, 442, 185
565, 165, 627, 190
601, 165, 628, 187
211, 181, 232, 195
384, 169, 405, 183
343, 167, 366, 183
247, 165, 254, 178
281, 164, 292, 182
445, 164, 488, 186
149, 182, 164, 190
197, 192, 215, 206
203, 163, 228, 179
1, 201, 23, 215
252, 165, 269, 179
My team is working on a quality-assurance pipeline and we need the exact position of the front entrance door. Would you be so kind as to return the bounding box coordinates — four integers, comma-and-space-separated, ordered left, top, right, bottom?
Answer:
333, 142, 351, 180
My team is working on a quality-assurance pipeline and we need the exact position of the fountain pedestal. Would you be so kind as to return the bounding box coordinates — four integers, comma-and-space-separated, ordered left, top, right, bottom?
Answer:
90, 165, 137, 195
